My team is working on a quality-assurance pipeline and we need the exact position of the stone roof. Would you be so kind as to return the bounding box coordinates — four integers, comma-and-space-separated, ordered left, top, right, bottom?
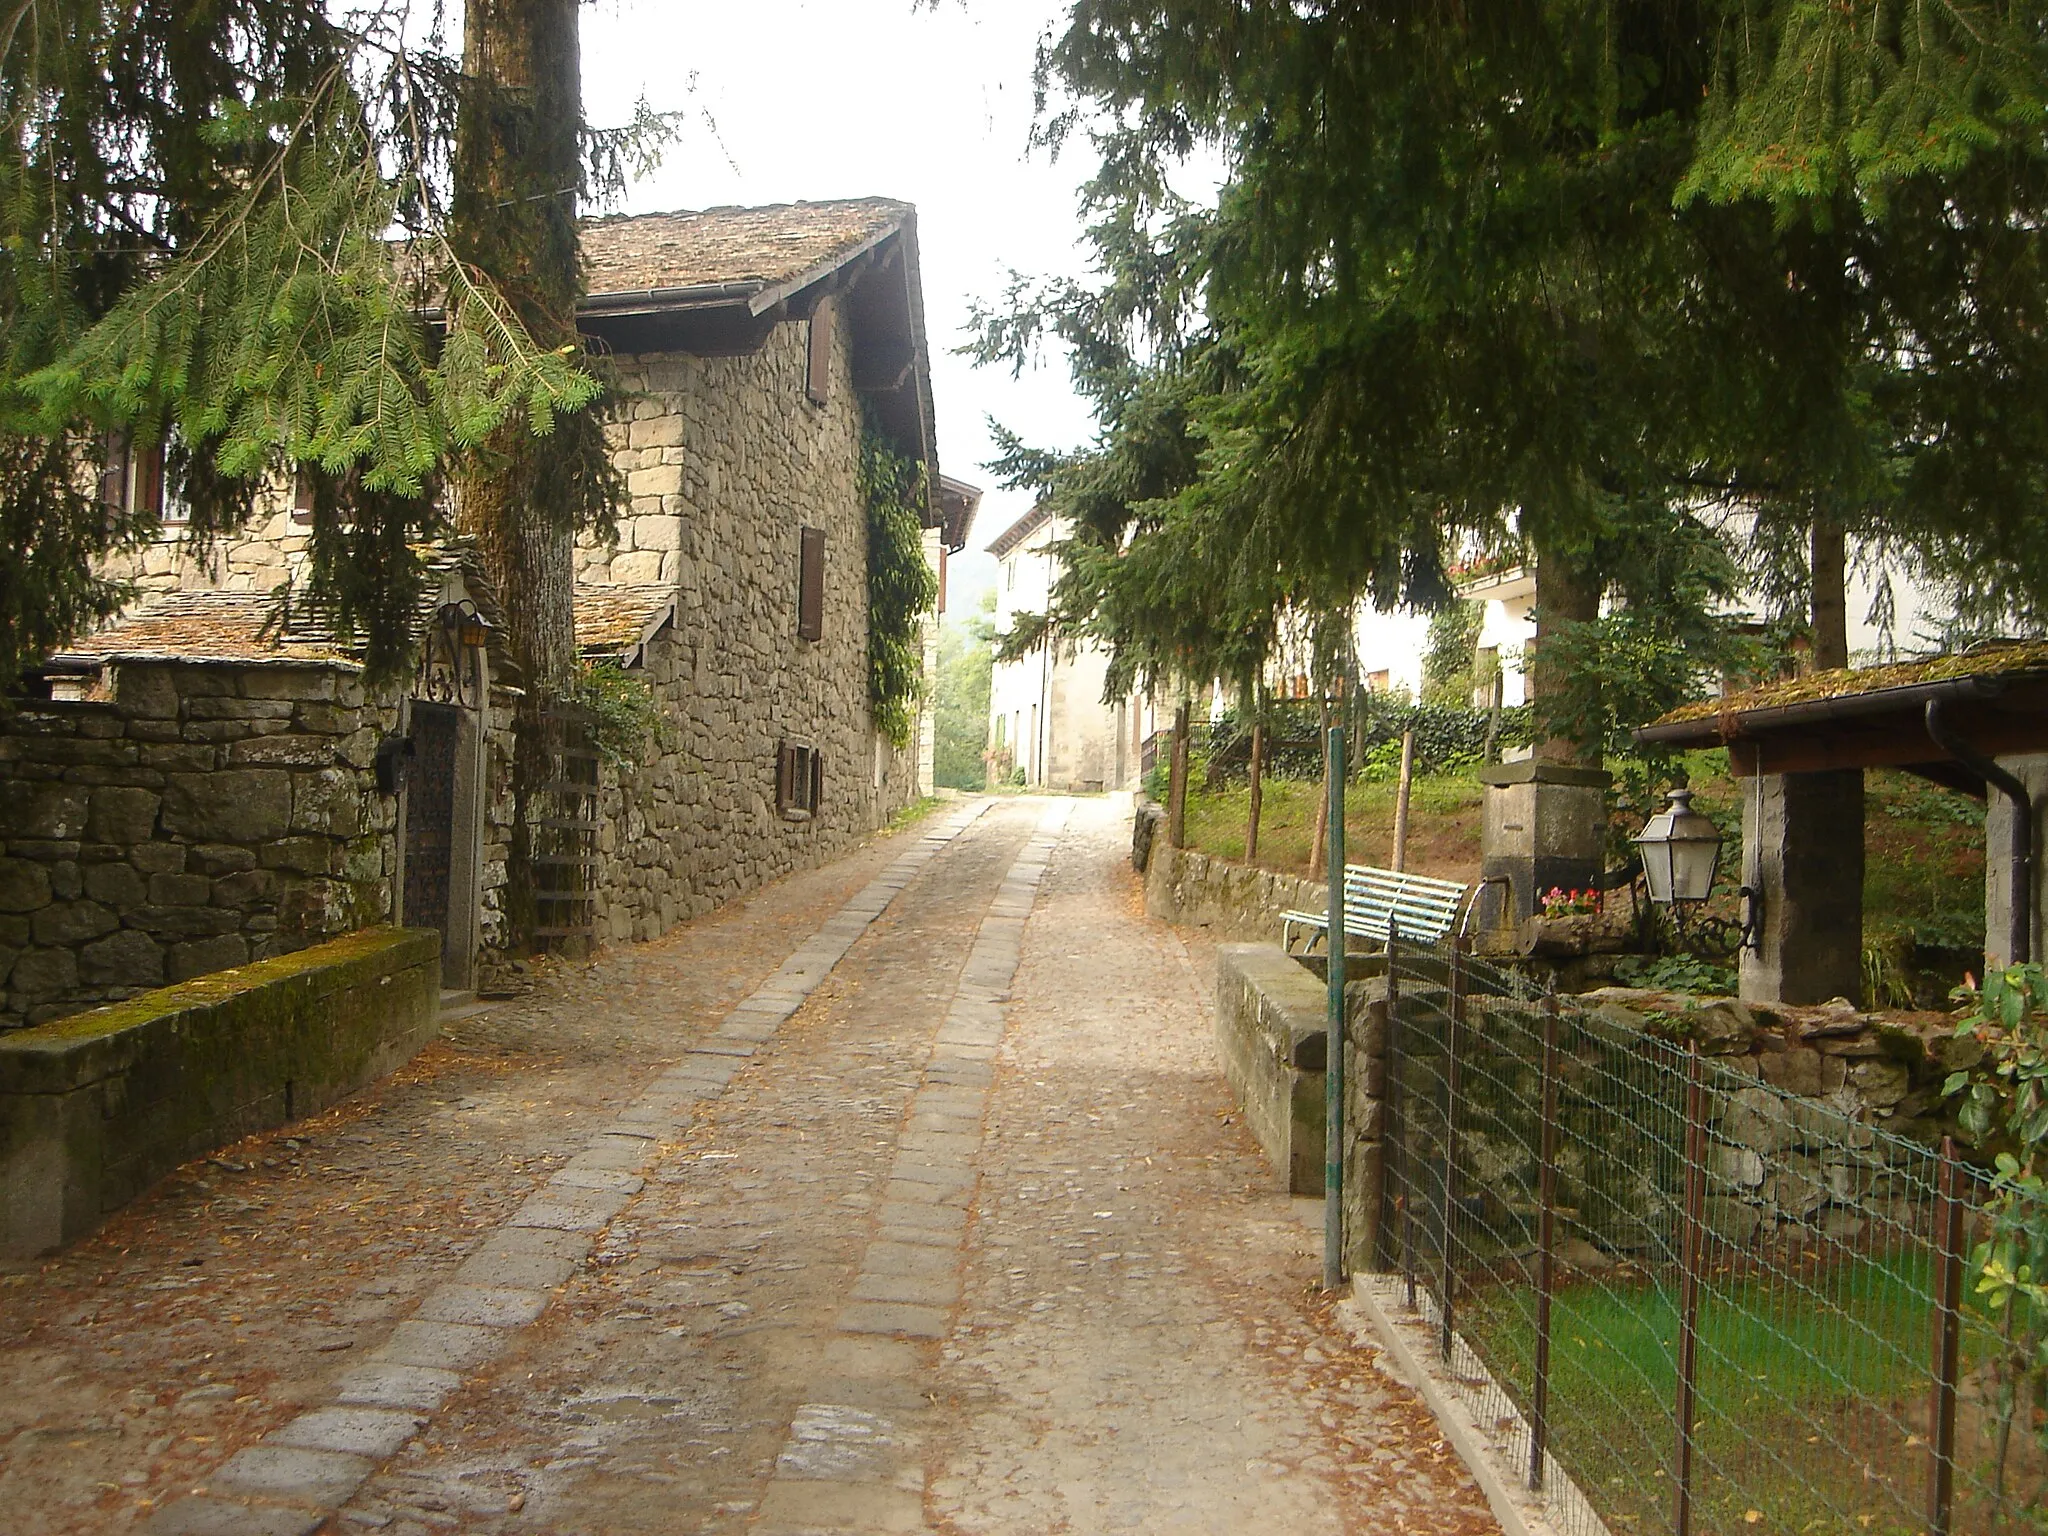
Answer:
48, 590, 355, 669
579, 199, 910, 300
575, 584, 678, 661
55, 576, 678, 675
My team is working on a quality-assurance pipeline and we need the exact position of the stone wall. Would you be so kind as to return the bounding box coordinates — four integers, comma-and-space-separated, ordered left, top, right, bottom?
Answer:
1214, 944, 1330, 1195
0, 925, 437, 1256
1142, 840, 1326, 945
1574, 987, 1962, 1245
584, 318, 919, 943
0, 661, 397, 1029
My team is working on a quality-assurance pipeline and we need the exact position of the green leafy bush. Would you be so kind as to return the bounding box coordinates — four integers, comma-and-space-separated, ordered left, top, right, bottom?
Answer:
572, 660, 671, 766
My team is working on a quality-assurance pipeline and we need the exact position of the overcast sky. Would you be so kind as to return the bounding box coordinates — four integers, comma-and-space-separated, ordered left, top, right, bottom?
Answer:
579, 0, 1106, 610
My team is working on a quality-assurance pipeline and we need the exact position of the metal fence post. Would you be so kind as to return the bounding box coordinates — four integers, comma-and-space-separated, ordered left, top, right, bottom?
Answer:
1380, 924, 1403, 1274
1391, 925, 1416, 1309
1675, 1044, 1707, 1536
1439, 935, 1466, 1364
1324, 725, 1347, 1292
1531, 989, 1561, 1492
1928, 1135, 1966, 1536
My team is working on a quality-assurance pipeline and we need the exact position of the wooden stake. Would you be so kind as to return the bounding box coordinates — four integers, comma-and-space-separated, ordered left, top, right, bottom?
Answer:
1246, 720, 1266, 863
1391, 728, 1416, 871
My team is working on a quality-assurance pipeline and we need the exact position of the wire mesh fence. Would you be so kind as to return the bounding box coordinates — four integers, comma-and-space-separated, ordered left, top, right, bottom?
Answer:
1372, 937, 2043, 1536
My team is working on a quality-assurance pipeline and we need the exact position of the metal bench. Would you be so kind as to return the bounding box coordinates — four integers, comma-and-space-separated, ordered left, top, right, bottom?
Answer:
1280, 864, 1473, 954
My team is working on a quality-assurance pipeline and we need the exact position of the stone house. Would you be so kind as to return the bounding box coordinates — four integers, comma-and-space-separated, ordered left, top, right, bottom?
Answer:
985, 504, 1156, 793
7, 199, 971, 1023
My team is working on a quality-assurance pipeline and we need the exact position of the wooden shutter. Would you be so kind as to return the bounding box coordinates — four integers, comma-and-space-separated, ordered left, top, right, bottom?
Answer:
292, 468, 317, 522
809, 749, 823, 814
776, 742, 792, 813
797, 527, 826, 641
135, 441, 165, 519
806, 297, 834, 407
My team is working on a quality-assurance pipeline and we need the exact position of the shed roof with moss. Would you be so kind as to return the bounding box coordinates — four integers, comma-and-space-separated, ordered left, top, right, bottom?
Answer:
1635, 643, 2048, 792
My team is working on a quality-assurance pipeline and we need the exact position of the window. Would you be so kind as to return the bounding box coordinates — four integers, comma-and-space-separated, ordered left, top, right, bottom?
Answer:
797, 526, 826, 641
1005, 558, 1015, 592
805, 297, 835, 407
777, 741, 822, 819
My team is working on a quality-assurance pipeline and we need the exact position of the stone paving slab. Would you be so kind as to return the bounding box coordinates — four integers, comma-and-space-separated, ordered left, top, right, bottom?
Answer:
415, 1282, 548, 1328
877, 1200, 968, 1236
849, 1271, 960, 1307
268, 1405, 424, 1458
145, 1496, 327, 1536
211, 1444, 374, 1505
453, 1247, 579, 1291
331, 1363, 463, 1412
836, 1300, 950, 1339
548, 1165, 645, 1194
371, 1318, 508, 1372
475, 1224, 593, 1263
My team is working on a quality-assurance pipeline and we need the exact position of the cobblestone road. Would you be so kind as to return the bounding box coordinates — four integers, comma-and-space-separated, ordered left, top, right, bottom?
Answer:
2, 796, 1498, 1535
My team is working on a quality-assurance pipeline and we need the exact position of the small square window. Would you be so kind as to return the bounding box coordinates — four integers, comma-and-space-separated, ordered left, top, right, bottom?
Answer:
777, 741, 823, 820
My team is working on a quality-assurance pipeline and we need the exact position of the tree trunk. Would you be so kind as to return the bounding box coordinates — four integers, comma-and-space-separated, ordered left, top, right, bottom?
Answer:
452, 0, 587, 949
1808, 514, 1849, 673
1167, 699, 1191, 848
1529, 538, 1602, 769
1245, 717, 1265, 863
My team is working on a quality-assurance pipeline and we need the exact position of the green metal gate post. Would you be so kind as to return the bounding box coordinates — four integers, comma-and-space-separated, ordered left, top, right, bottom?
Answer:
1323, 724, 1347, 1291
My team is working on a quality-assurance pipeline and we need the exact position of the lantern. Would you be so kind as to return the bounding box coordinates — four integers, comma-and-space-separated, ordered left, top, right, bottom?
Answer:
1632, 787, 1723, 907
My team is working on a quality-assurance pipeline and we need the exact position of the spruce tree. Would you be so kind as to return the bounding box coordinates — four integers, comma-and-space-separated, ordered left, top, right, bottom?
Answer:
981, 3, 2048, 762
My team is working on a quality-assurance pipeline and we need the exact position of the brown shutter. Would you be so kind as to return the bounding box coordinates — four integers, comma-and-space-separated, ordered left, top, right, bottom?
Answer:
809, 749, 824, 813
136, 442, 165, 518
776, 743, 792, 813
806, 297, 834, 407
292, 468, 316, 520
797, 527, 826, 642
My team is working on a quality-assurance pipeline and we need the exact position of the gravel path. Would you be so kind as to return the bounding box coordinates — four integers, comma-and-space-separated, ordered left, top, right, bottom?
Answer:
1, 795, 1497, 1535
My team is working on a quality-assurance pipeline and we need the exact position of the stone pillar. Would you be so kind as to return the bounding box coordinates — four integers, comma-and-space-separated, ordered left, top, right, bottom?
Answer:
1477, 762, 1611, 929
1739, 769, 1863, 1004
1983, 753, 2048, 969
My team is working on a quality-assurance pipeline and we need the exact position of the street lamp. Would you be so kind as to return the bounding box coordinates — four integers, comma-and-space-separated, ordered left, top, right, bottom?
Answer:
1632, 787, 1724, 909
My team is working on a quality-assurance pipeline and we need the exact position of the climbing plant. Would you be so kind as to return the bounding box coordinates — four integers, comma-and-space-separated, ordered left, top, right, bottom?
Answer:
1946, 963, 2048, 1501
860, 427, 938, 750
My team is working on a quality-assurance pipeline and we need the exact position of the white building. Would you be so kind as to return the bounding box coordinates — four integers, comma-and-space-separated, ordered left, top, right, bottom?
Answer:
1361, 535, 1953, 713
984, 506, 1156, 791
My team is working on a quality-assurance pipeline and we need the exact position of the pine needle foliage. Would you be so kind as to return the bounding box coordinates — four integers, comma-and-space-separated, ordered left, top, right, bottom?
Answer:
972, 1, 2048, 727
0, 2, 682, 693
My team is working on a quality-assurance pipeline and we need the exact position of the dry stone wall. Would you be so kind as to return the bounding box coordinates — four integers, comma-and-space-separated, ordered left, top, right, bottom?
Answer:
0, 661, 397, 1029
582, 319, 919, 943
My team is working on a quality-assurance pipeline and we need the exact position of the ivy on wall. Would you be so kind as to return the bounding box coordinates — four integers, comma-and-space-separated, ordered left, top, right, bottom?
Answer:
860, 427, 938, 749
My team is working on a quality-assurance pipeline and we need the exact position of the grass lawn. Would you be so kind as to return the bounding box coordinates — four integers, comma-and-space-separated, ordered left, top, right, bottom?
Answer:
1456, 1251, 2037, 1535
1177, 771, 1484, 881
